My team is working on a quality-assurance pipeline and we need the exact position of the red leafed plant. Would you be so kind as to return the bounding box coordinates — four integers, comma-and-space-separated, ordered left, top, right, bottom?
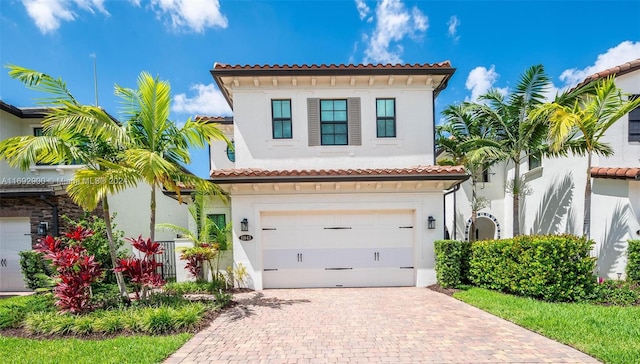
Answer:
115, 236, 165, 300
35, 227, 103, 314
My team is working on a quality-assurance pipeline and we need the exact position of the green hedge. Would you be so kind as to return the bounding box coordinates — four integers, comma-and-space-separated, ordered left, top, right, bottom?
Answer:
627, 240, 640, 283
469, 235, 596, 302
434, 240, 471, 288
19, 250, 54, 290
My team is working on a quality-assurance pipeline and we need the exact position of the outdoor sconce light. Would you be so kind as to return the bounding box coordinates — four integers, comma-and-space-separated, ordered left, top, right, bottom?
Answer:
240, 218, 249, 232
427, 216, 436, 230
37, 222, 48, 236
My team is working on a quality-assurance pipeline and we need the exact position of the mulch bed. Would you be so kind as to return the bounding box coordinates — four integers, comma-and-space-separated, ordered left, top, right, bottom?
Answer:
426, 283, 460, 297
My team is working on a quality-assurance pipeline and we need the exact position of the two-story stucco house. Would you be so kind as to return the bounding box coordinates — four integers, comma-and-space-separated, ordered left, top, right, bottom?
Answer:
0, 101, 187, 291
202, 62, 468, 290
443, 59, 640, 279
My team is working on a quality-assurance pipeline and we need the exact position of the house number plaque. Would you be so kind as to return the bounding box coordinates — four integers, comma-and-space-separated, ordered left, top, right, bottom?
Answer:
239, 234, 253, 241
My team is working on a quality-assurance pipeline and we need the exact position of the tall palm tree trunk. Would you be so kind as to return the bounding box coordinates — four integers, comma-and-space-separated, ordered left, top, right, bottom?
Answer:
471, 174, 478, 241
150, 183, 156, 244
512, 160, 521, 236
102, 198, 128, 300
583, 152, 592, 238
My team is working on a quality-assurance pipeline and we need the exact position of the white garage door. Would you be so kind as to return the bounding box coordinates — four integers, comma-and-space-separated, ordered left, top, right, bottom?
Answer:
0, 218, 32, 291
262, 210, 415, 288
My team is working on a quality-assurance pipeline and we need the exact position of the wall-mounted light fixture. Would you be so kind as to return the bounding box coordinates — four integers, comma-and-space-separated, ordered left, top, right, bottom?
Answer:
241, 218, 249, 232
427, 216, 436, 230
37, 222, 48, 236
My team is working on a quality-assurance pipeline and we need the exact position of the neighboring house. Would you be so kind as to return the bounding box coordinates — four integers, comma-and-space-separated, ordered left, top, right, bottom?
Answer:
0, 101, 187, 291
443, 59, 640, 279
202, 62, 468, 290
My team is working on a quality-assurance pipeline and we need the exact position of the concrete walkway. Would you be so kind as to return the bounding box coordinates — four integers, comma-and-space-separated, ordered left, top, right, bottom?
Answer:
165, 288, 599, 363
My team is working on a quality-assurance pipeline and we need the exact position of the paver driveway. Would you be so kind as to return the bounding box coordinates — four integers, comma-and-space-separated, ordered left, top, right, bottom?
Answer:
165, 288, 599, 363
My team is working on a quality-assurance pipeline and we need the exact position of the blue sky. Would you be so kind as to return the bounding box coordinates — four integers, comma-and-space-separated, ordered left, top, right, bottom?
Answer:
1, 0, 639, 177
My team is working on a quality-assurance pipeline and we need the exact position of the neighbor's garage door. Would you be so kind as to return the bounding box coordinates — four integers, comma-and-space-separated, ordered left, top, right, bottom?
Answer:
262, 210, 414, 288
0, 218, 32, 291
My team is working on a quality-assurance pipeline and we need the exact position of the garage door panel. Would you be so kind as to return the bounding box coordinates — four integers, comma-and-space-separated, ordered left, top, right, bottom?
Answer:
263, 268, 414, 289
261, 210, 415, 289
0, 218, 32, 292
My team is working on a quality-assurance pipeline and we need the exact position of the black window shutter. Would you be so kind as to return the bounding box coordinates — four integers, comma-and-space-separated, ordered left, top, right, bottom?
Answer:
307, 98, 320, 146
347, 97, 361, 145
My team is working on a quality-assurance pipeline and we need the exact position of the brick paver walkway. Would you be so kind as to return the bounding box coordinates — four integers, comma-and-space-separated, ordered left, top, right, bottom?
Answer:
165, 288, 599, 363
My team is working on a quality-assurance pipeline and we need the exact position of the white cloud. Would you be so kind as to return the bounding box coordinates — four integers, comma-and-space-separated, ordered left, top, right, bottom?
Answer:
559, 41, 640, 86
447, 15, 460, 42
354, 0, 370, 21
22, 0, 108, 34
150, 0, 227, 33
173, 83, 232, 116
465, 65, 507, 102
362, 0, 429, 64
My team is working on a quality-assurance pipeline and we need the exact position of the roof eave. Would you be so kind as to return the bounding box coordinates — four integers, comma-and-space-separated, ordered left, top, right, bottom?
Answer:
210, 66, 457, 110
210, 173, 469, 185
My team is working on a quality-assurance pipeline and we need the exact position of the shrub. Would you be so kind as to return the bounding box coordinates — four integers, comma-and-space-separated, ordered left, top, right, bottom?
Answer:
35, 228, 103, 314
163, 280, 224, 295
0, 294, 55, 329
469, 235, 596, 302
115, 236, 166, 300
19, 250, 55, 290
63, 214, 126, 285
23, 312, 75, 335
434, 240, 471, 288
93, 312, 125, 334
626, 240, 640, 283
588, 280, 640, 306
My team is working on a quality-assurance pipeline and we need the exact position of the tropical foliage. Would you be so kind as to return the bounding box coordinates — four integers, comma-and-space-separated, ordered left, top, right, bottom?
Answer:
0, 65, 228, 298
533, 77, 640, 237
159, 191, 231, 282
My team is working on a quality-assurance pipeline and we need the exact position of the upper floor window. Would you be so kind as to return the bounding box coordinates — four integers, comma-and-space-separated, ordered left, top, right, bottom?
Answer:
629, 95, 640, 142
529, 152, 542, 170
320, 99, 348, 145
33, 127, 44, 137
271, 99, 292, 139
376, 98, 396, 138
307, 98, 361, 147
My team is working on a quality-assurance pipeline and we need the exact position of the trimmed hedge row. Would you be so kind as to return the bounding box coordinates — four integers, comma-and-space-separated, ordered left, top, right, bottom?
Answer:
627, 240, 640, 283
469, 235, 596, 302
434, 240, 470, 288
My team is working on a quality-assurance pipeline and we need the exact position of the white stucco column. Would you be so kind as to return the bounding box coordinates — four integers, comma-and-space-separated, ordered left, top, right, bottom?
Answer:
174, 238, 195, 282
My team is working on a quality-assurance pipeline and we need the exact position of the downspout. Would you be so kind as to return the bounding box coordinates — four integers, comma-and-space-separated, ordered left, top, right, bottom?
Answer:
432, 92, 436, 166
40, 195, 59, 237
443, 184, 460, 240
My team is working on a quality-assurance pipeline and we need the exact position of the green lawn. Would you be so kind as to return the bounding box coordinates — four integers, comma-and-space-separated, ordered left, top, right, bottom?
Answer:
454, 287, 640, 364
0, 334, 192, 364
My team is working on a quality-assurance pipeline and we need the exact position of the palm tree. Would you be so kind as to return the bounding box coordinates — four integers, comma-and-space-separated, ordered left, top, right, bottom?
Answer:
534, 77, 640, 238
474, 65, 551, 236
437, 103, 504, 240
107, 72, 228, 243
0, 65, 134, 299
1, 67, 229, 296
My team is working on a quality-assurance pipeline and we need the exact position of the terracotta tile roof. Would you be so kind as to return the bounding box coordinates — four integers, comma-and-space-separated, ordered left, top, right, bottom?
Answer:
213, 62, 453, 71
195, 116, 233, 125
210, 165, 467, 183
574, 58, 640, 90
591, 167, 640, 180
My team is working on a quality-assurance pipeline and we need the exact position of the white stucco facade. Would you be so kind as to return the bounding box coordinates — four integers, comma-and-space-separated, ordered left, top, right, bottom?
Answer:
205, 63, 465, 289
443, 62, 640, 279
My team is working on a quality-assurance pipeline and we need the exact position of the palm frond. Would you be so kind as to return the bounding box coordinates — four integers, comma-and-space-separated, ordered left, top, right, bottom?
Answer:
66, 163, 140, 210
6, 65, 78, 106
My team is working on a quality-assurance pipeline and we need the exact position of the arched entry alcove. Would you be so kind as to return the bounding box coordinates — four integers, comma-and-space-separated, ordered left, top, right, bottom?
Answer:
464, 212, 501, 242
